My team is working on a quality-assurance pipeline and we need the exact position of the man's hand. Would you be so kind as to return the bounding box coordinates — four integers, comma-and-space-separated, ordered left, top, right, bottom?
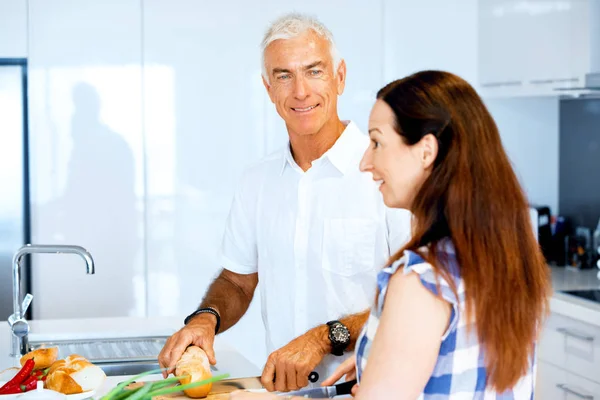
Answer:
261, 327, 329, 392
157, 314, 218, 378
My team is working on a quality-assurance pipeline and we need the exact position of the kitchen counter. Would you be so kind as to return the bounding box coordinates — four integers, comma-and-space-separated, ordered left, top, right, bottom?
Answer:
549, 265, 600, 326
0, 316, 261, 397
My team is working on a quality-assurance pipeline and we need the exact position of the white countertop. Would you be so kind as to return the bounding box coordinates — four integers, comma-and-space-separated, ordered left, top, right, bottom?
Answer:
549, 265, 600, 326
0, 316, 261, 397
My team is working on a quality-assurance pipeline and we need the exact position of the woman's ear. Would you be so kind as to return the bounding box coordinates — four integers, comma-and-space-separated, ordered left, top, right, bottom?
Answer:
420, 133, 439, 169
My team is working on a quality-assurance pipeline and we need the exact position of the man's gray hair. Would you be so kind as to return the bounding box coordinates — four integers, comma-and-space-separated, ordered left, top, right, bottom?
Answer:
261, 12, 342, 83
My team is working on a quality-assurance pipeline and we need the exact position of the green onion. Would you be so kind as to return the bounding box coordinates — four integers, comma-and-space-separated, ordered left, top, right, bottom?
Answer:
111, 376, 183, 400
100, 368, 167, 400
145, 373, 230, 398
99, 369, 230, 400
122, 383, 152, 400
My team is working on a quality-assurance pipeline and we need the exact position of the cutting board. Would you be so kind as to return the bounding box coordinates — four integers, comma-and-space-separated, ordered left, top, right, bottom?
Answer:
128, 377, 264, 400
154, 393, 230, 400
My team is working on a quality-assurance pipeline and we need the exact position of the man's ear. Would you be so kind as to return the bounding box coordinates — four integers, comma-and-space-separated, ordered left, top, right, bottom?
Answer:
262, 75, 275, 103
336, 59, 347, 96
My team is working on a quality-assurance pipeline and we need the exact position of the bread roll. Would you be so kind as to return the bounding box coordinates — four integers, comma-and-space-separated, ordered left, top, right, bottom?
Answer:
20, 347, 59, 370
45, 354, 106, 395
175, 346, 213, 398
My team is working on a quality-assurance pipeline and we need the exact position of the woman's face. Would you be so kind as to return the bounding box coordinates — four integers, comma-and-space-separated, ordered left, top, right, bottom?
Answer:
360, 100, 437, 210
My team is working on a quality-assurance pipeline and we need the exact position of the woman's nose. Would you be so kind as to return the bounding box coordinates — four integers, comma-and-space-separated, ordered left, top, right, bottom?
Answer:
359, 151, 371, 172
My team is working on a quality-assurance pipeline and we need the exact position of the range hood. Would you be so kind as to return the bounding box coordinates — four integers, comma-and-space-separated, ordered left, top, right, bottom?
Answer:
554, 73, 600, 96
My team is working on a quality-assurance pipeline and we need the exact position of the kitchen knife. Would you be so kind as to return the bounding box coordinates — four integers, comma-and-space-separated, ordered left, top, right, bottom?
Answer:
209, 376, 264, 394
210, 371, 319, 394
279, 379, 357, 398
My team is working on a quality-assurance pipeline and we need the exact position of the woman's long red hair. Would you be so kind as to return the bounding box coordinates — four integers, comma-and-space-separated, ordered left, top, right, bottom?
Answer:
379, 71, 551, 392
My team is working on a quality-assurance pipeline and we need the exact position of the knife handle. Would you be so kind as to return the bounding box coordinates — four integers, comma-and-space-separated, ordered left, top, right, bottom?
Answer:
335, 379, 358, 395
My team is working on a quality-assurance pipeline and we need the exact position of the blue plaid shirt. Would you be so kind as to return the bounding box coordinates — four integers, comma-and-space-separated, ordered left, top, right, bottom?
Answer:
355, 242, 536, 399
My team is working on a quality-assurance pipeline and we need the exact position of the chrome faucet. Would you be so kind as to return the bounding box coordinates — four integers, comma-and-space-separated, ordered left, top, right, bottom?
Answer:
8, 244, 95, 357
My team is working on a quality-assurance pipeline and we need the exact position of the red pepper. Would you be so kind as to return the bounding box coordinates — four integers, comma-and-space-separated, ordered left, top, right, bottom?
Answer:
0, 358, 35, 394
20, 375, 39, 392
31, 370, 45, 379
0, 384, 23, 395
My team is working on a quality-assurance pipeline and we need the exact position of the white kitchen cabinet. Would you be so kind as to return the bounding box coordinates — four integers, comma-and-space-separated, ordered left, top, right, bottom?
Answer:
537, 310, 600, 398
539, 311, 600, 384
479, 0, 598, 97
382, 0, 478, 88
28, 0, 146, 319
537, 361, 600, 399
0, 0, 27, 58
142, 0, 272, 367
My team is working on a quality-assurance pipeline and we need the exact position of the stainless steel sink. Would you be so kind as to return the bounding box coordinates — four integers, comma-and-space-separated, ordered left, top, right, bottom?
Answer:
30, 336, 165, 377
29, 336, 218, 377
97, 361, 218, 377
97, 361, 162, 376
29, 336, 169, 363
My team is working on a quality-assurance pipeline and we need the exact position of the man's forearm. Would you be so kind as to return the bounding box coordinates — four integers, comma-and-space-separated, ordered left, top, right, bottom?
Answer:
309, 310, 370, 354
196, 270, 257, 333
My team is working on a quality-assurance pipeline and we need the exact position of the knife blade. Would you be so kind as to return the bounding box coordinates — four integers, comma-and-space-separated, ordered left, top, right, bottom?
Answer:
280, 379, 356, 398
209, 376, 264, 394
209, 371, 320, 394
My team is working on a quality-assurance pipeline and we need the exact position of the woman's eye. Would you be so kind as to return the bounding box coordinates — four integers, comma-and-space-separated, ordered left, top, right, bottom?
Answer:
372, 140, 379, 149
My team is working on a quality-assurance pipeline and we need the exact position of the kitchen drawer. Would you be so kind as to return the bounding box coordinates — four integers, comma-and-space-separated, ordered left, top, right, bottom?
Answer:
537, 361, 600, 399
539, 312, 600, 384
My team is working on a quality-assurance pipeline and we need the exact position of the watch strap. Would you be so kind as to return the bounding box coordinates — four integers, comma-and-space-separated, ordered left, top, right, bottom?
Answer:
184, 307, 221, 334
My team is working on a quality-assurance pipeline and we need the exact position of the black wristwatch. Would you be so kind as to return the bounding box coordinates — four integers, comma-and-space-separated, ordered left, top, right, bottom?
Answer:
184, 307, 221, 334
327, 320, 350, 356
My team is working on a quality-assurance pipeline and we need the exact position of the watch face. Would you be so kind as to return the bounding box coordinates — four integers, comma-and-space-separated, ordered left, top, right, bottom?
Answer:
331, 325, 350, 344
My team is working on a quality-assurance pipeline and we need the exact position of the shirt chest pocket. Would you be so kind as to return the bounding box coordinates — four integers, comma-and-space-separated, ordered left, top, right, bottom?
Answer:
322, 218, 378, 277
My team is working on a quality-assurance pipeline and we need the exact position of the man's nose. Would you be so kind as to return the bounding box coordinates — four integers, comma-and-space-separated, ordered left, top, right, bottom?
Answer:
293, 76, 309, 100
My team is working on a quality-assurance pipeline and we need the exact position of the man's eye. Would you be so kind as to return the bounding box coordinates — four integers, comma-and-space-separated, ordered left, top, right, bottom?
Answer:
277, 74, 291, 80
309, 70, 322, 76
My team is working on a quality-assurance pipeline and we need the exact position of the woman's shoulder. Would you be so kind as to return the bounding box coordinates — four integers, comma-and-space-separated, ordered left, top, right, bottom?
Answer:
385, 238, 458, 275
380, 239, 463, 303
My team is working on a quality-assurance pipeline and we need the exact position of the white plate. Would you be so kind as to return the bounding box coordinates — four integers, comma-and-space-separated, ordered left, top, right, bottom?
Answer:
0, 381, 95, 400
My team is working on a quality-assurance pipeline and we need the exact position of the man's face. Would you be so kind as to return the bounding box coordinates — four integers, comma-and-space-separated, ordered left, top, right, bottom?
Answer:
263, 30, 346, 136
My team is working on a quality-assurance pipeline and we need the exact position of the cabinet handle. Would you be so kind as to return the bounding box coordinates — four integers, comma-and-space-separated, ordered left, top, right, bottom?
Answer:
557, 327, 595, 342
556, 383, 594, 399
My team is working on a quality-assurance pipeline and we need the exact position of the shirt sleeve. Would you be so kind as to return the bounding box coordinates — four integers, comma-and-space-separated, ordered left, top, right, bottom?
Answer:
385, 207, 413, 255
219, 175, 258, 275
401, 254, 460, 340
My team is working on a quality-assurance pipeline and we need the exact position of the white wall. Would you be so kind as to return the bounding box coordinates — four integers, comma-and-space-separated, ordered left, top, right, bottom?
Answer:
0, 0, 560, 368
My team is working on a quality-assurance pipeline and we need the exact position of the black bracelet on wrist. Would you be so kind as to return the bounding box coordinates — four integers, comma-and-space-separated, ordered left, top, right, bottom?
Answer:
184, 307, 221, 334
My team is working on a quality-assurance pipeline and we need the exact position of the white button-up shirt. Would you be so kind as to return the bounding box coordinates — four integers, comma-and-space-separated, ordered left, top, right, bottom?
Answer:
220, 121, 412, 382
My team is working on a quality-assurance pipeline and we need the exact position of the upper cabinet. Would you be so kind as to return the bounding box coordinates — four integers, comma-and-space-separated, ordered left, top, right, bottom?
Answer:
383, 0, 479, 89
479, 0, 600, 97
0, 0, 27, 58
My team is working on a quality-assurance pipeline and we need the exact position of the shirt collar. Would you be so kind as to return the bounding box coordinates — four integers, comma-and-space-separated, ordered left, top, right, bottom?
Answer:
279, 120, 362, 176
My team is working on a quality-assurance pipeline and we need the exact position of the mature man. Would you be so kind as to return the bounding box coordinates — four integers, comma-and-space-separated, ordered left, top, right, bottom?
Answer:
158, 13, 411, 392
